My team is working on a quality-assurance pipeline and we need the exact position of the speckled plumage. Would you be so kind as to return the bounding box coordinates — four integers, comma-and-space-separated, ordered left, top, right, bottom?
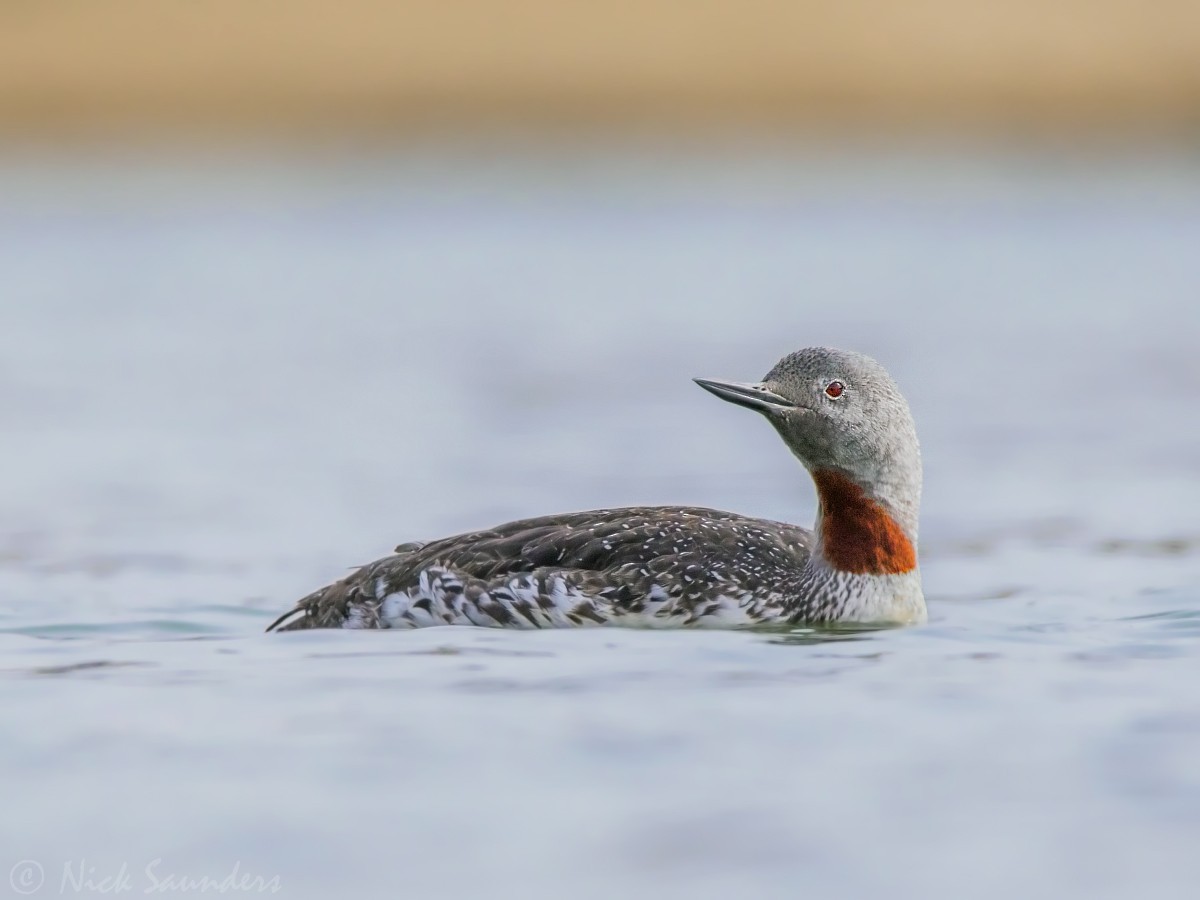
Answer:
268, 507, 817, 631
268, 346, 926, 632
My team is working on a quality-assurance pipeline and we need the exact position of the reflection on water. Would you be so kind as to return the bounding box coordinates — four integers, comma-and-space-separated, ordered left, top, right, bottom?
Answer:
2, 145, 1200, 899
764, 623, 894, 646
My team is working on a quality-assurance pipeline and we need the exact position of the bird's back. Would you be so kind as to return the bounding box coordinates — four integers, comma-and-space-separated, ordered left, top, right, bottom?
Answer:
267, 506, 813, 631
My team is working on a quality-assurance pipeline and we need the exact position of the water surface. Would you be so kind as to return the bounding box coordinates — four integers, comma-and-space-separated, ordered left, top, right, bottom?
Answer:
2, 145, 1199, 899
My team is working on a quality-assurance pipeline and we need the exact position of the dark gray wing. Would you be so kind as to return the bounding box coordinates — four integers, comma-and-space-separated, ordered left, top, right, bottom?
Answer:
267, 506, 811, 631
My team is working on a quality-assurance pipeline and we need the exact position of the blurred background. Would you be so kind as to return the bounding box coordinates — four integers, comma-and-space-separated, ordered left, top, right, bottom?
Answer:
4, 3, 1200, 900
2, 0, 1200, 137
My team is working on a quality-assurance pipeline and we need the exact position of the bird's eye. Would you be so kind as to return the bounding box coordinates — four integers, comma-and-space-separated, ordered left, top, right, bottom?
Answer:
824, 381, 845, 399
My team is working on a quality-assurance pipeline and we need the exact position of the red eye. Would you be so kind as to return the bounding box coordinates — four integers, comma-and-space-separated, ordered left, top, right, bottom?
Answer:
824, 381, 845, 399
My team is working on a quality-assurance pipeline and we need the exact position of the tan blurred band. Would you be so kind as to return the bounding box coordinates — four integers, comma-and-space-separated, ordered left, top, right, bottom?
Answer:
2, 0, 1199, 137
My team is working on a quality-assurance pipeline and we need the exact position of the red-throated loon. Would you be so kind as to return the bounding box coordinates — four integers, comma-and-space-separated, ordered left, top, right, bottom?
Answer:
267, 347, 924, 632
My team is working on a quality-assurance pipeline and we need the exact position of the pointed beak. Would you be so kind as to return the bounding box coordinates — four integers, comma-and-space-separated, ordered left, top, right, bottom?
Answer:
693, 377, 796, 414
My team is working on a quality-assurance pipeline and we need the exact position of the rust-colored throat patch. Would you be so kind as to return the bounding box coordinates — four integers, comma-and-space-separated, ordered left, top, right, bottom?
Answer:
811, 469, 917, 576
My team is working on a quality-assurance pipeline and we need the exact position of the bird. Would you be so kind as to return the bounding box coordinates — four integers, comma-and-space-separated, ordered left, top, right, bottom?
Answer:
266, 346, 924, 632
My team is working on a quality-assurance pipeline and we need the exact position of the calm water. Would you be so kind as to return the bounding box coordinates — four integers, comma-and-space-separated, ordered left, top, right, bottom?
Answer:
2, 144, 1200, 899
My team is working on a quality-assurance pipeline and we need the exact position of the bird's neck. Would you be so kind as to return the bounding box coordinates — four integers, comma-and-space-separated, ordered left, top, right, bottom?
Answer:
808, 468, 918, 577
782, 468, 923, 624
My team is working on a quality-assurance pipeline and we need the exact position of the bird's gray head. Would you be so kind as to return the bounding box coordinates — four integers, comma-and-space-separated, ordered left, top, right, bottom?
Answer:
694, 347, 922, 542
